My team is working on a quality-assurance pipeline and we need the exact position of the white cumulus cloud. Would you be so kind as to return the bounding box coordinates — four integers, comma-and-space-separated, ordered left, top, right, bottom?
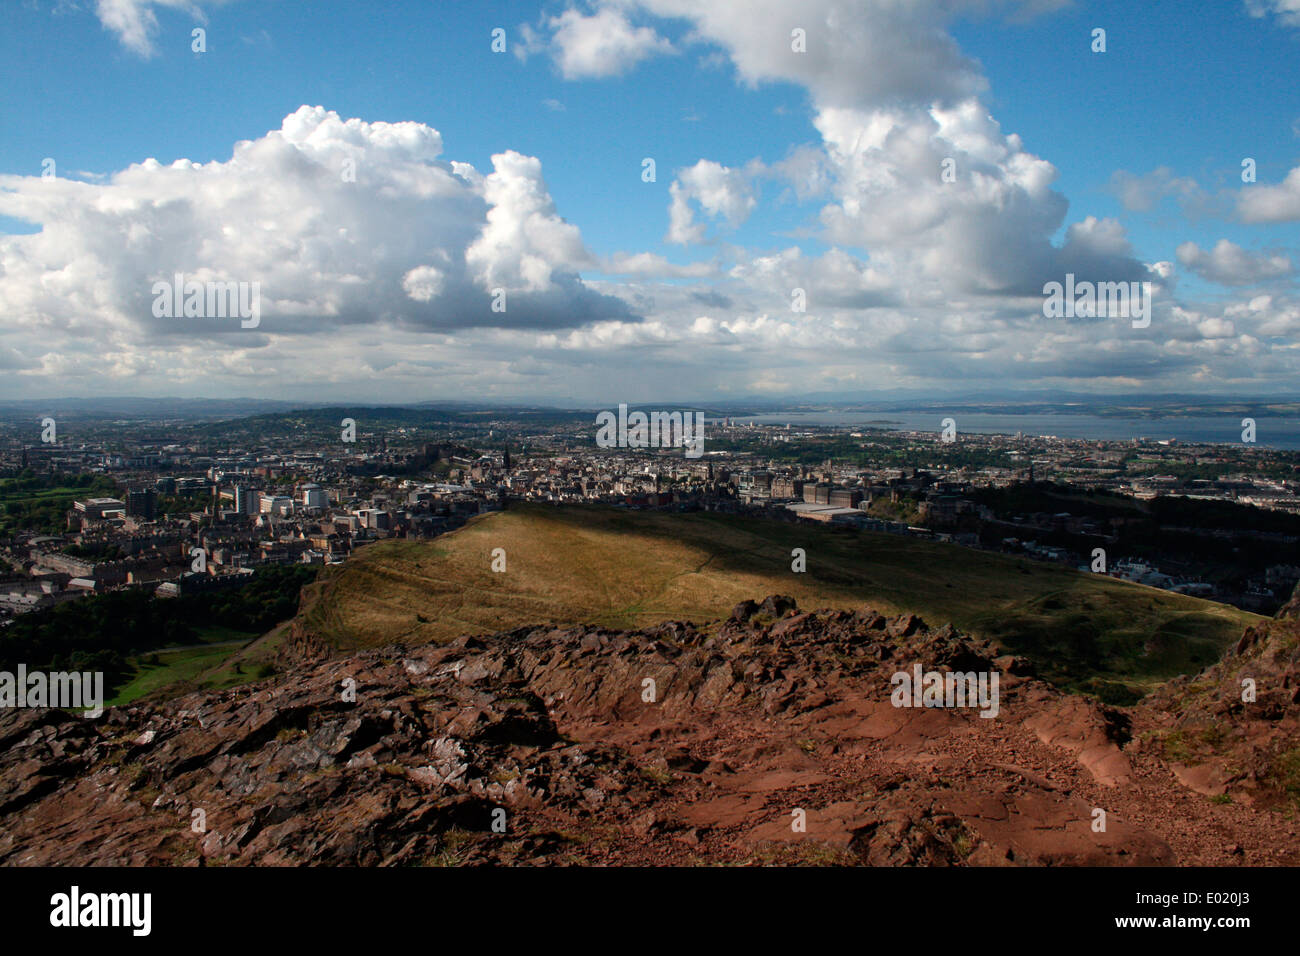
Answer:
1239, 165, 1300, 222
522, 5, 674, 79
666, 160, 759, 245
0, 106, 632, 372
1177, 239, 1293, 285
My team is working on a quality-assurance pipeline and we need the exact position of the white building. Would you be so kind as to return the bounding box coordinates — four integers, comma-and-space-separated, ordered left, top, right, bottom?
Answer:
301, 483, 327, 509
260, 495, 295, 517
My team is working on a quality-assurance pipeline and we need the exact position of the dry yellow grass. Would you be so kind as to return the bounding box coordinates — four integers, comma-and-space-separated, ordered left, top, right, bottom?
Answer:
293, 505, 1261, 698
301, 506, 869, 646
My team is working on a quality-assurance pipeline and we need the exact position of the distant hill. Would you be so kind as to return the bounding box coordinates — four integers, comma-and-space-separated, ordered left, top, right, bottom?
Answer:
0, 397, 308, 422
289, 504, 1262, 701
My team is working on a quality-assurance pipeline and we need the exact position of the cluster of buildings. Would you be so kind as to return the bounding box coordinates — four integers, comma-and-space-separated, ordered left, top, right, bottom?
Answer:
0, 441, 506, 619
0, 411, 1297, 619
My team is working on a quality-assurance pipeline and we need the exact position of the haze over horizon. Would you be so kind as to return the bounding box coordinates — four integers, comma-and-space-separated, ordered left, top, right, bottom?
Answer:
3, 1, 1300, 404
5, 391, 1300, 415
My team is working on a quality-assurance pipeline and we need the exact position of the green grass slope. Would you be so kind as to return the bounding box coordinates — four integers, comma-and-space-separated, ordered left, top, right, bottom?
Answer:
293, 505, 1262, 700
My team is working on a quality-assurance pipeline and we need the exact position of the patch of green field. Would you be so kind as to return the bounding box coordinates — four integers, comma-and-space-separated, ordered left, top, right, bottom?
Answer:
105, 621, 290, 705
3, 487, 84, 500
0, 477, 121, 535
107, 642, 246, 707
191, 625, 286, 693
189, 624, 257, 645
294, 504, 1261, 696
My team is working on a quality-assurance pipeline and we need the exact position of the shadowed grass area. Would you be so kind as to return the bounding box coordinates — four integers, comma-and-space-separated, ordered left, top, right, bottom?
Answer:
291, 504, 1261, 698
107, 642, 247, 707
105, 625, 283, 706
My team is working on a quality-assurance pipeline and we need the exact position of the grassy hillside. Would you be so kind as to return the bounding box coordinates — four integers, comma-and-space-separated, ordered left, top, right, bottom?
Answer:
293, 505, 1263, 701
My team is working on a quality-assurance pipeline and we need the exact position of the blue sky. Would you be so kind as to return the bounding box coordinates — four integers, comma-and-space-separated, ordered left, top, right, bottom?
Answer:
1, 0, 817, 258
2, 0, 1299, 402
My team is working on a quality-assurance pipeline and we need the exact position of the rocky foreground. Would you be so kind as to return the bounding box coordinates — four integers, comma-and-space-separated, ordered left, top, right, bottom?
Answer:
2, 594, 1298, 866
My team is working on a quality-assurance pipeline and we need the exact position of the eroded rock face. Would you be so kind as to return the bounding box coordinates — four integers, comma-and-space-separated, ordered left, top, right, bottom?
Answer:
1023, 697, 1133, 787
1140, 583, 1300, 813
0, 598, 1294, 866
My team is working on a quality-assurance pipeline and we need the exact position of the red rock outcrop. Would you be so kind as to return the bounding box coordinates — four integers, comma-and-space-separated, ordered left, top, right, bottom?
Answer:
1, 597, 1296, 866
1138, 583, 1300, 812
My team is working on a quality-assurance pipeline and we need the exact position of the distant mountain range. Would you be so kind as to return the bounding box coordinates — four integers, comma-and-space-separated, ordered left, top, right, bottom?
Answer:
1, 393, 1298, 424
